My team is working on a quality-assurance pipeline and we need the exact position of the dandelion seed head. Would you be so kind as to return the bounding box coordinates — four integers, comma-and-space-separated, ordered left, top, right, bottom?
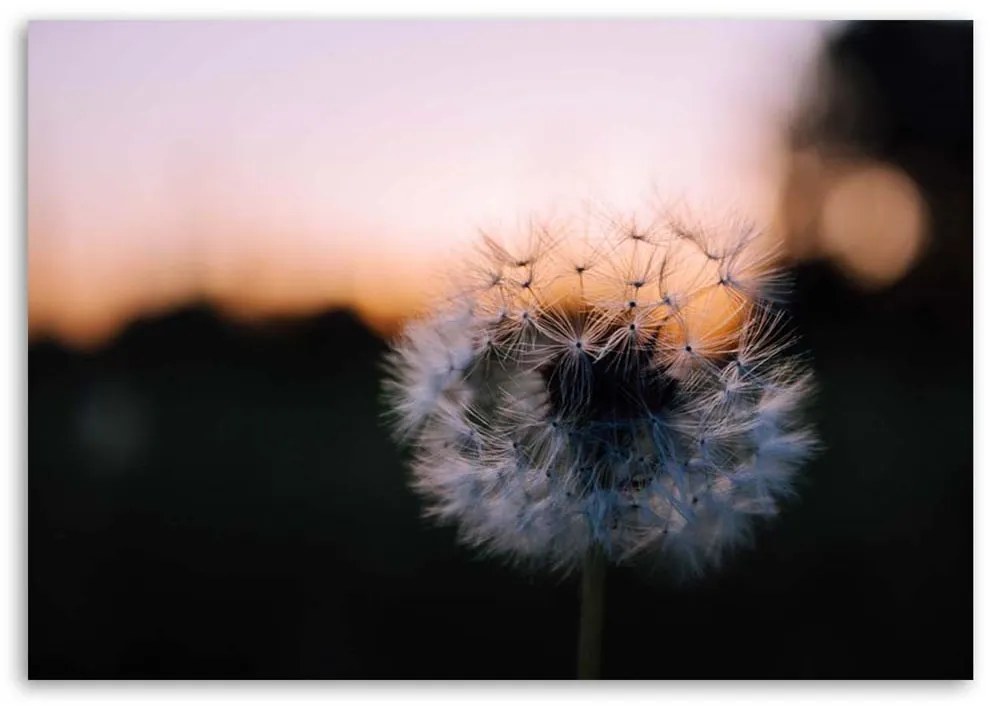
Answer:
383, 208, 816, 575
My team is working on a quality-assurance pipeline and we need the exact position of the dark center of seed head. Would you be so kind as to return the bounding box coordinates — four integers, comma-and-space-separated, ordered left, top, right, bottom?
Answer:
542, 329, 677, 423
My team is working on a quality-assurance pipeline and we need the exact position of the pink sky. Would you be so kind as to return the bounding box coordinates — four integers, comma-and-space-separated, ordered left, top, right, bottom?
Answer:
28, 20, 830, 347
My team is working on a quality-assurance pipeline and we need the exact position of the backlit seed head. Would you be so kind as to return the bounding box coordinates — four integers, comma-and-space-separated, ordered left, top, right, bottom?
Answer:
383, 209, 816, 575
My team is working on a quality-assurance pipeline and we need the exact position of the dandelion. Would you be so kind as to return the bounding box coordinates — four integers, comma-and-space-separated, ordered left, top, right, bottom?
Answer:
382, 207, 816, 678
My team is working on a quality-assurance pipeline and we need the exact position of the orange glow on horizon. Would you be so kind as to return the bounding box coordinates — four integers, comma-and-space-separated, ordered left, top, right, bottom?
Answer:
28, 20, 831, 349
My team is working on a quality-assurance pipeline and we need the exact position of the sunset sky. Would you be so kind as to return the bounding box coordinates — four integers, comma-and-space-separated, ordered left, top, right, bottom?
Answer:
28, 20, 832, 348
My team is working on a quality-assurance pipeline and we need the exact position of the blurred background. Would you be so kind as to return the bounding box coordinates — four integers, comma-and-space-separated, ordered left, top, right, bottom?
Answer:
28, 20, 972, 679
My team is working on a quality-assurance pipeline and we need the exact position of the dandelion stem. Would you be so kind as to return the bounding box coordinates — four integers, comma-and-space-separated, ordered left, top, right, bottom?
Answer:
577, 544, 606, 679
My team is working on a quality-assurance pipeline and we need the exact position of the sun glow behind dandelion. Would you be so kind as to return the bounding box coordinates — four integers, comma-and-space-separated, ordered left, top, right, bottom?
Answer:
27, 20, 830, 348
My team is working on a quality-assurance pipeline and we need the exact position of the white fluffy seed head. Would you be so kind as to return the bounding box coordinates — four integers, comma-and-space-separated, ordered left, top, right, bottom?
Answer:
383, 209, 817, 575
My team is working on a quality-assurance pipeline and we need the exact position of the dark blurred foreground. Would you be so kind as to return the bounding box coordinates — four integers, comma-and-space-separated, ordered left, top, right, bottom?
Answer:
28, 21, 972, 679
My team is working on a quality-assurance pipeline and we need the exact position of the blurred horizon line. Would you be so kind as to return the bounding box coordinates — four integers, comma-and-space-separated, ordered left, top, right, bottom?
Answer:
27, 20, 835, 350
